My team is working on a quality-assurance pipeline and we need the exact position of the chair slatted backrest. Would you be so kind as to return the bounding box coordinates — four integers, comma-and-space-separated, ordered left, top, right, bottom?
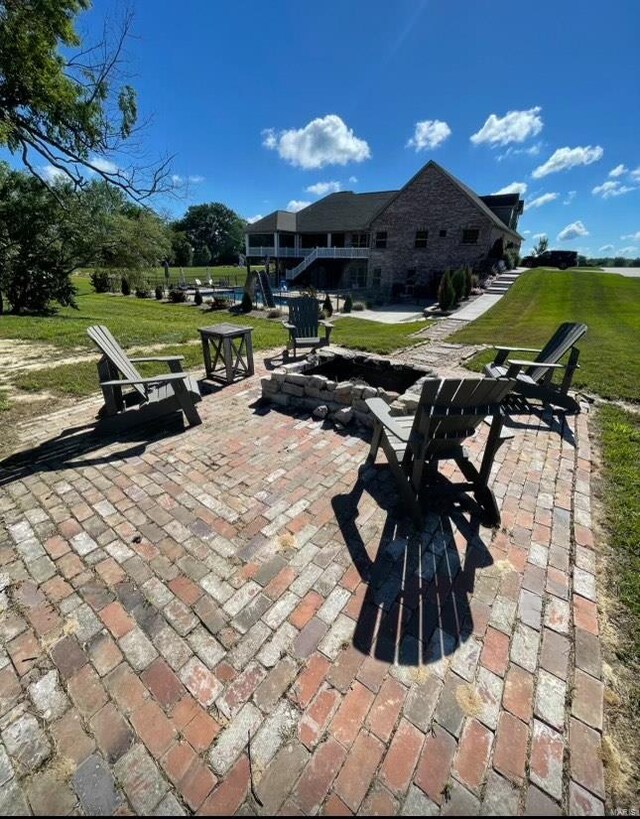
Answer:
527, 322, 587, 383
288, 296, 319, 339
407, 377, 515, 463
87, 325, 147, 400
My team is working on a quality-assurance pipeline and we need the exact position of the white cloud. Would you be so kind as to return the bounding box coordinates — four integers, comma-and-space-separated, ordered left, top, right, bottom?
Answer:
41, 164, 68, 183
262, 115, 371, 169
609, 164, 627, 178
621, 231, 640, 241
599, 244, 614, 252
189, 175, 205, 183
532, 145, 603, 179
492, 181, 527, 195
305, 180, 342, 196
407, 119, 452, 151
630, 167, 640, 183
286, 200, 311, 212
497, 142, 543, 161
89, 156, 118, 174
532, 232, 547, 240
526, 192, 559, 210
246, 214, 263, 224
171, 173, 204, 187
592, 180, 635, 199
522, 230, 531, 235
348, 176, 358, 184
557, 220, 589, 241
563, 190, 576, 205
470, 106, 543, 146
618, 246, 638, 255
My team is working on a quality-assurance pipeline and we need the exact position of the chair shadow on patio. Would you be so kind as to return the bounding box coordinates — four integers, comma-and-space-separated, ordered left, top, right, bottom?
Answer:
332, 463, 494, 666
0, 415, 188, 488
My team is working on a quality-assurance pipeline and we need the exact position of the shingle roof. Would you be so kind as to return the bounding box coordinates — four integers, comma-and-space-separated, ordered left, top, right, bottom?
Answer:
245, 210, 297, 233
246, 162, 523, 240
296, 191, 396, 232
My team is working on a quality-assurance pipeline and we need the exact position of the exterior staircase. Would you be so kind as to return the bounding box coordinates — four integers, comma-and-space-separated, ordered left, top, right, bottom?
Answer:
286, 247, 369, 281
257, 270, 276, 308
484, 267, 524, 295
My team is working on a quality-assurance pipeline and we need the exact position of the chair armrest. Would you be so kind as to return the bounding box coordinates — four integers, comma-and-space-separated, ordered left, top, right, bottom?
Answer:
99, 373, 191, 388
129, 356, 185, 363
507, 359, 566, 369
282, 321, 296, 331
319, 320, 334, 329
365, 398, 412, 442
494, 346, 542, 353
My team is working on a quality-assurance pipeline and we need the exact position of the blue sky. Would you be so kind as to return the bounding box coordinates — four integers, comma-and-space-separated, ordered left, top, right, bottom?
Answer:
12, 0, 640, 256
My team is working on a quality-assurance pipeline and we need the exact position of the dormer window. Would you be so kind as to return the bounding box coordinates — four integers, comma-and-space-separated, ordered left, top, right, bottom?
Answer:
375, 231, 387, 249
415, 230, 428, 248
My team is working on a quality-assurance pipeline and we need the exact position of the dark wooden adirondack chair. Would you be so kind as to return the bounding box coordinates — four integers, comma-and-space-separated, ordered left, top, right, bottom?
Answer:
282, 296, 333, 360
87, 325, 202, 428
365, 377, 515, 526
484, 322, 587, 411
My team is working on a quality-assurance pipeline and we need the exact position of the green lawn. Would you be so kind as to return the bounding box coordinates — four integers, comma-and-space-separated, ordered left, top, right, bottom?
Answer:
451, 269, 640, 402
596, 405, 640, 668
2, 276, 429, 398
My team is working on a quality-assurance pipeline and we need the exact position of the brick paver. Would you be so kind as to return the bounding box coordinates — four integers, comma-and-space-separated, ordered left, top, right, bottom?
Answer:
0, 355, 606, 814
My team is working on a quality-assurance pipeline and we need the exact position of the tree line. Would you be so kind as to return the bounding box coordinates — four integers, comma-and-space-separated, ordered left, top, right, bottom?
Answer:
0, 162, 246, 313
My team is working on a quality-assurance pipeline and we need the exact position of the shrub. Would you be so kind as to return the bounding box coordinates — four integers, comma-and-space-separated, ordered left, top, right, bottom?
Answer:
322, 295, 333, 317
154, 285, 163, 300
135, 287, 150, 299
342, 294, 353, 313
168, 287, 187, 303
210, 296, 232, 311
437, 271, 456, 311
90, 270, 111, 293
504, 249, 519, 269
267, 307, 283, 318
353, 301, 365, 311
241, 291, 253, 313
464, 267, 473, 299
121, 277, 130, 296
194, 288, 203, 306
451, 268, 466, 303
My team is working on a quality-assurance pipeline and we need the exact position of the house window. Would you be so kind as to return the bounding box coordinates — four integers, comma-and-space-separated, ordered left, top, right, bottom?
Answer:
350, 232, 369, 248
375, 231, 387, 249
350, 263, 367, 289
372, 267, 382, 289
439, 229, 447, 238
462, 228, 480, 244
414, 230, 428, 248
405, 268, 416, 295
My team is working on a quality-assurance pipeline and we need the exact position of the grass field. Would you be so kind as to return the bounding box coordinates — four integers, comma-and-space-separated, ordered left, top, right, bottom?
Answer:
1, 276, 429, 399
451, 269, 640, 402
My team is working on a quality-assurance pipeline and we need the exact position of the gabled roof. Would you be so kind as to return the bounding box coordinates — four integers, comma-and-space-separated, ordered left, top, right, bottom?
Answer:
370, 161, 523, 241
246, 161, 523, 240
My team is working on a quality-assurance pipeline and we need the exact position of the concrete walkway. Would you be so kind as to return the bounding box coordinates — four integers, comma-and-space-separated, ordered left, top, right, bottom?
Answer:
0, 354, 606, 815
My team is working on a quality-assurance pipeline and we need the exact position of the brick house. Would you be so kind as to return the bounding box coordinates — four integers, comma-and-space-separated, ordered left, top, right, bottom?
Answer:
244, 160, 523, 297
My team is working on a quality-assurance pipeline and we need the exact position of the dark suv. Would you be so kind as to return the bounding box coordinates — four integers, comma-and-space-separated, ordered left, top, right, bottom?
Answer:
521, 250, 578, 270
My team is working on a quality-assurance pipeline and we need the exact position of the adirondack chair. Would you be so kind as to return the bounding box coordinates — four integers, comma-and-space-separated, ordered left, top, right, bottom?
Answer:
484, 322, 587, 411
87, 325, 202, 428
282, 296, 333, 360
365, 377, 515, 526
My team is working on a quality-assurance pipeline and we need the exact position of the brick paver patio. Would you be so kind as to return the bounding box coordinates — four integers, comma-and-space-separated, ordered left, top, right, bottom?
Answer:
0, 357, 606, 815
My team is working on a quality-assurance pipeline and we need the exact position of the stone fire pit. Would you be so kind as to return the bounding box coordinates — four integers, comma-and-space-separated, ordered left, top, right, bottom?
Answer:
261, 349, 435, 427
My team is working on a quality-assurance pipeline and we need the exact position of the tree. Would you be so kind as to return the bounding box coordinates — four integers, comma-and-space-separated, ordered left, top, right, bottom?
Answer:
0, 0, 170, 202
171, 231, 193, 267
192, 244, 211, 267
0, 163, 96, 312
174, 203, 246, 265
532, 235, 549, 256
0, 164, 172, 312
451, 268, 466, 303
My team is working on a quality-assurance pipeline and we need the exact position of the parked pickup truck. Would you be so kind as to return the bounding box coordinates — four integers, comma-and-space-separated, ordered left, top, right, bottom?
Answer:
521, 250, 578, 270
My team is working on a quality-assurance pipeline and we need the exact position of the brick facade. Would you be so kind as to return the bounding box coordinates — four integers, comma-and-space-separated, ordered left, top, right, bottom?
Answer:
366, 163, 520, 294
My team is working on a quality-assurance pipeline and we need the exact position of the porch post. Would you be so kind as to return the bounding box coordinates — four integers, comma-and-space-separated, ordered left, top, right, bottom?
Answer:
274, 232, 279, 259
327, 232, 332, 248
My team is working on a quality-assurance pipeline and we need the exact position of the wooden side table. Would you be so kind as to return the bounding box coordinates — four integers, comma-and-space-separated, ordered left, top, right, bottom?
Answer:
199, 324, 254, 384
